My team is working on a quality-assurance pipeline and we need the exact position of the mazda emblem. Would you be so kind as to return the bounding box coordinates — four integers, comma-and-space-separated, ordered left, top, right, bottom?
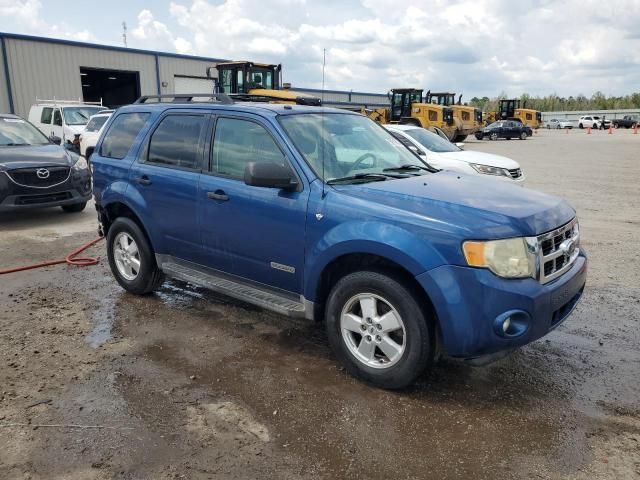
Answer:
36, 168, 50, 179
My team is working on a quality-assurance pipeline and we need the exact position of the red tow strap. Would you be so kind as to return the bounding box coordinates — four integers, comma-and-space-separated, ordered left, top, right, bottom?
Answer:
0, 236, 104, 275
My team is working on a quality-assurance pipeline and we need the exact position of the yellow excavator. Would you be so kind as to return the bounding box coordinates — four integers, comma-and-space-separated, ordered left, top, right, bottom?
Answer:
485, 99, 542, 128
424, 91, 483, 142
209, 61, 321, 105
361, 88, 458, 140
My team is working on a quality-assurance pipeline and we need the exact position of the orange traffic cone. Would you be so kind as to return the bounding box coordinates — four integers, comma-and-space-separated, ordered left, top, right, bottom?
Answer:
608, 125, 613, 134
587, 126, 591, 134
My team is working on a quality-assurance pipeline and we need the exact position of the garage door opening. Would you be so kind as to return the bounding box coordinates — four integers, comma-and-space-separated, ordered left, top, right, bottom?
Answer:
80, 67, 140, 108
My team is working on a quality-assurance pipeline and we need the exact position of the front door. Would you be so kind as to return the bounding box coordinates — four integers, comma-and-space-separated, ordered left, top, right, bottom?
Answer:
198, 115, 308, 293
129, 111, 208, 264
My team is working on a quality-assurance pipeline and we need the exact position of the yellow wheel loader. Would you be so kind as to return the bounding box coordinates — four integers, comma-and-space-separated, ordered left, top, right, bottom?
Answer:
424, 91, 482, 142
210, 61, 321, 106
361, 88, 458, 140
486, 99, 542, 128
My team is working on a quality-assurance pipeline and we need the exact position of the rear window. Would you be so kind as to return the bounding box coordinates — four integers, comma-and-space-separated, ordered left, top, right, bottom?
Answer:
147, 115, 206, 170
40, 107, 52, 124
100, 112, 149, 159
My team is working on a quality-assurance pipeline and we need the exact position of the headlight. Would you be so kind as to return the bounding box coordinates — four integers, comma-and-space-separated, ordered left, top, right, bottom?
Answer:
470, 163, 510, 177
463, 238, 534, 278
73, 156, 88, 170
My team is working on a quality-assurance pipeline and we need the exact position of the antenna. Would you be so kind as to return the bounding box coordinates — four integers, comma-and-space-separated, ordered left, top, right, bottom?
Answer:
122, 22, 128, 47
321, 48, 326, 198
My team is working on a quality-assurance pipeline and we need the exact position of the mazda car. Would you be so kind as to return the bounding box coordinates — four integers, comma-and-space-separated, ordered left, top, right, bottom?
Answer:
0, 113, 92, 213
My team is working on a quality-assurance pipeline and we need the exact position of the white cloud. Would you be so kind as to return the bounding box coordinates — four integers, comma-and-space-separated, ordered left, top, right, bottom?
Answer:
0, 0, 97, 42
131, 9, 193, 54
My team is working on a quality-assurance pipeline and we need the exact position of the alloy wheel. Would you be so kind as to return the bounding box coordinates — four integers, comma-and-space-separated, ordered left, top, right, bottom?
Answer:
113, 232, 141, 281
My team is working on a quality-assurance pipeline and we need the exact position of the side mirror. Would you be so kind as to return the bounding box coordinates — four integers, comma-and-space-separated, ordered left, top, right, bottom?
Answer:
455, 142, 465, 150
244, 162, 298, 190
49, 135, 62, 145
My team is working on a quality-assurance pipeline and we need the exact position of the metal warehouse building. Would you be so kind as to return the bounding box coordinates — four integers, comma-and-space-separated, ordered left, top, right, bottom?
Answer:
0, 32, 387, 117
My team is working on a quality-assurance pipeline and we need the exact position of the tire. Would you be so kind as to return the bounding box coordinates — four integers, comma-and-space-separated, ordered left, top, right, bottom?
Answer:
61, 202, 87, 213
489, 132, 499, 141
474, 133, 483, 140
325, 270, 434, 389
546, 125, 550, 129
578, 123, 584, 129
106, 217, 164, 295
556, 124, 561, 129
519, 131, 527, 140
593, 123, 598, 129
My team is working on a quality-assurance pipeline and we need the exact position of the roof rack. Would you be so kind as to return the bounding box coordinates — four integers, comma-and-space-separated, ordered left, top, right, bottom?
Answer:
36, 97, 103, 106
134, 93, 233, 104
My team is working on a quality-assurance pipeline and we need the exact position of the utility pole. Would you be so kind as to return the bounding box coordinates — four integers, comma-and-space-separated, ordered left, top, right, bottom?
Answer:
122, 22, 128, 47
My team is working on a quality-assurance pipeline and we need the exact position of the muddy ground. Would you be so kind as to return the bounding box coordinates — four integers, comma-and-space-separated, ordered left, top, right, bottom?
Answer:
0, 129, 638, 479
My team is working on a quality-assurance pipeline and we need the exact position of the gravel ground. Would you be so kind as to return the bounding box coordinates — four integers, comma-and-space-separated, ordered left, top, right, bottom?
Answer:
0, 128, 638, 479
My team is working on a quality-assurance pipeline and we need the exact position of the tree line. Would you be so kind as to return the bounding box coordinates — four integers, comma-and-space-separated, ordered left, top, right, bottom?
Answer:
468, 92, 640, 112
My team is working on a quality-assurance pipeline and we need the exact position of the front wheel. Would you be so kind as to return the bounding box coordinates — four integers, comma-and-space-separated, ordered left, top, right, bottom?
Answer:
325, 271, 434, 389
519, 131, 528, 140
106, 217, 164, 295
474, 133, 483, 140
579, 123, 584, 129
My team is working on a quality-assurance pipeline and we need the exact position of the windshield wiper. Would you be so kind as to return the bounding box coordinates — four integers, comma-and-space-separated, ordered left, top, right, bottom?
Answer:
383, 164, 437, 173
327, 173, 396, 185
2, 143, 30, 146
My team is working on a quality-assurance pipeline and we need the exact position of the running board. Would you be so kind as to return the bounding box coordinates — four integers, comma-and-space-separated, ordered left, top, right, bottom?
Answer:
156, 255, 311, 319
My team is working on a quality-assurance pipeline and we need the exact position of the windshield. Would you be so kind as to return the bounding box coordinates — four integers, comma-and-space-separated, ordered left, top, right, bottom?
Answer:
0, 117, 50, 146
84, 115, 110, 132
404, 128, 460, 153
279, 113, 427, 182
63, 107, 104, 125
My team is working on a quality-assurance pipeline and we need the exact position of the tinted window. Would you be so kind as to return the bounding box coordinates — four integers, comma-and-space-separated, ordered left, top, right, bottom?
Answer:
100, 112, 149, 159
40, 108, 53, 124
53, 109, 62, 127
63, 107, 104, 126
212, 118, 284, 179
148, 115, 206, 169
405, 128, 459, 153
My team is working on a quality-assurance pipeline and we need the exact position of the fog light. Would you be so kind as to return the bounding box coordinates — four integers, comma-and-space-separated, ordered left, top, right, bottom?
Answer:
493, 310, 530, 338
502, 317, 511, 333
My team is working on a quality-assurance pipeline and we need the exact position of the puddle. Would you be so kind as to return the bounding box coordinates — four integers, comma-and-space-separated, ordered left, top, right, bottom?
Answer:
85, 295, 116, 348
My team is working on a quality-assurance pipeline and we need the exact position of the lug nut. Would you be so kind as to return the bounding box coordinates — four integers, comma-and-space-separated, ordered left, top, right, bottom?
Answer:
366, 335, 372, 342
366, 317, 372, 324
376, 324, 382, 330
361, 325, 367, 331
375, 335, 381, 342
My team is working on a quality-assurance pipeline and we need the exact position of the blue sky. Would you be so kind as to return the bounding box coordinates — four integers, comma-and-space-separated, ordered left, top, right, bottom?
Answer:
1, 0, 639, 97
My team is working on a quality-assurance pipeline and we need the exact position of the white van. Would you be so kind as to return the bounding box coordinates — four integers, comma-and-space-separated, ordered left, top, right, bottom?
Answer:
28, 99, 106, 144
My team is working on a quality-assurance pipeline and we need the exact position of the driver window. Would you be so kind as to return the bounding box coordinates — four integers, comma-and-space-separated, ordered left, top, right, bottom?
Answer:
53, 109, 62, 126
211, 118, 285, 179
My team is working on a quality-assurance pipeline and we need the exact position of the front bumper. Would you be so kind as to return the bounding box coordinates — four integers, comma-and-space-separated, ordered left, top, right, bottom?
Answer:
0, 169, 92, 212
416, 251, 587, 358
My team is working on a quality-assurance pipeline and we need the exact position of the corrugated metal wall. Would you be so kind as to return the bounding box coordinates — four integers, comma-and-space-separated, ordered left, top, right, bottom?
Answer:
3, 37, 157, 117
0, 38, 10, 113
158, 56, 217, 95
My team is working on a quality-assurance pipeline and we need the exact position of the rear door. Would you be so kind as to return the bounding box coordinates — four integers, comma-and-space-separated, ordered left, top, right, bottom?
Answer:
129, 110, 209, 263
198, 114, 309, 293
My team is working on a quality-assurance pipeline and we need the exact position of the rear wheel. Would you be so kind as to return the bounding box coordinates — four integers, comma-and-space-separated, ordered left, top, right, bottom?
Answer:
106, 217, 164, 295
519, 131, 527, 140
325, 271, 434, 389
489, 132, 499, 141
556, 124, 561, 129
579, 123, 584, 129
61, 202, 86, 213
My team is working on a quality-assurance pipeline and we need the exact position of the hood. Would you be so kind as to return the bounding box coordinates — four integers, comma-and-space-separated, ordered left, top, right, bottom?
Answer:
65, 124, 85, 134
436, 150, 520, 169
0, 144, 73, 170
333, 172, 575, 237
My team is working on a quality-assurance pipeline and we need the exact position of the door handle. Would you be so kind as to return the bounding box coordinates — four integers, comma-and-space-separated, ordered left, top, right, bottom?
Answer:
207, 190, 229, 201
135, 175, 152, 186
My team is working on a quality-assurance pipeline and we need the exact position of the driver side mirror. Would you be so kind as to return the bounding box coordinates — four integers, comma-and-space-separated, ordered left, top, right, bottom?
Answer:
244, 162, 298, 191
49, 135, 62, 145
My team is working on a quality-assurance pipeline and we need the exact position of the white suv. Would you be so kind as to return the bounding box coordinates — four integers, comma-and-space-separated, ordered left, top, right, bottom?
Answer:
80, 110, 113, 159
578, 115, 610, 129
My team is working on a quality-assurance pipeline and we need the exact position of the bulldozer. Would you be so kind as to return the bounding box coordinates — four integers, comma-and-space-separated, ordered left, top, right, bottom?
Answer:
208, 61, 321, 105
424, 91, 483, 142
361, 88, 458, 140
485, 99, 542, 128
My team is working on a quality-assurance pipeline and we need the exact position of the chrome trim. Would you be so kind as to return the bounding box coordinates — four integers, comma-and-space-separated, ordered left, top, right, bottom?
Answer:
4, 167, 72, 189
536, 218, 580, 284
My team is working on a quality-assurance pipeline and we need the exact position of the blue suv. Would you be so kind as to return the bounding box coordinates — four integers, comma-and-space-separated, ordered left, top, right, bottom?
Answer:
92, 95, 587, 389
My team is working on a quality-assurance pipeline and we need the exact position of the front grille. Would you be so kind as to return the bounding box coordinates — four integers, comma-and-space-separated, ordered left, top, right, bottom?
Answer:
508, 168, 522, 179
15, 191, 72, 205
537, 218, 580, 284
6, 166, 70, 188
